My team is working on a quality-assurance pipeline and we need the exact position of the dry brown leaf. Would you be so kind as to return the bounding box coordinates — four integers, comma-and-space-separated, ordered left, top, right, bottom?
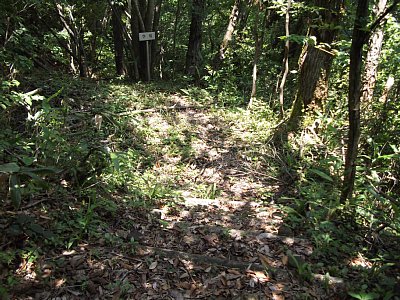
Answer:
227, 269, 241, 275
258, 253, 271, 269
204, 233, 219, 246
220, 274, 228, 286
70, 255, 85, 268
272, 293, 285, 300
54, 278, 66, 288
149, 261, 158, 270
226, 274, 242, 281
253, 271, 269, 283
235, 278, 244, 289
176, 282, 191, 289
183, 235, 196, 245
141, 273, 147, 287
281, 255, 288, 266
249, 277, 257, 287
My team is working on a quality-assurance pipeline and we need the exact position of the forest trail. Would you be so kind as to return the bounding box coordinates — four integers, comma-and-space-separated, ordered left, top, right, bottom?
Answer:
8, 83, 344, 299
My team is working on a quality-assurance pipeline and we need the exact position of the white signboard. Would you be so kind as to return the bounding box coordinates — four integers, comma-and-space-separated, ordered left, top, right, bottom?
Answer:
139, 32, 155, 41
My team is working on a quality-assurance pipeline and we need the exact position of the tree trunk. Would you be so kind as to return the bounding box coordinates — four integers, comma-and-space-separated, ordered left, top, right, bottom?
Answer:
249, 6, 269, 108
131, 0, 159, 81
250, 9, 261, 104
278, 0, 291, 119
111, 3, 126, 75
212, 0, 241, 69
361, 0, 387, 109
340, 0, 400, 203
286, 0, 343, 131
151, 0, 162, 78
172, 0, 182, 73
186, 0, 206, 80
55, 3, 88, 77
236, 0, 252, 36
376, 75, 395, 126
340, 0, 370, 203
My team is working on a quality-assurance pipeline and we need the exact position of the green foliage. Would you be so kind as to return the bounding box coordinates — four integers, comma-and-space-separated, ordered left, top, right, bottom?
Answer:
348, 291, 379, 300
0, 0, 399, 297
7, 214, 54, 240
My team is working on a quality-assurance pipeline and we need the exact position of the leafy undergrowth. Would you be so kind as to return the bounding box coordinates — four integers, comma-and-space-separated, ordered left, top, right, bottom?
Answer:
1, 74, 399, 299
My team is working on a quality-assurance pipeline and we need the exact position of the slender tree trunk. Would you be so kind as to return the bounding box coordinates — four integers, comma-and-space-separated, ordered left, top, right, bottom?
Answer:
131, 0, 158, 81
376, 75, 395, 126
361, 0, 387, 109
250, 9, 260, 101
145, 0, 156, 30
186, 0, 206, 80
172, 0, 182, 73
278, 0, 291, 118
340, 0, 400, 203
55, 3, 88, 77
286, 0, 343, 131
151, 0, 162, 78
340, 0, 370, 203
236, 0, 252, 35
111, 4, 126, 75
131, 3, 140, 80
249, 6, 268, 108
36, 11, 81, 72
90, 11, 110, 73
68, 40, 77, 73
108, 0, 138, 79
213, 0, 241, 69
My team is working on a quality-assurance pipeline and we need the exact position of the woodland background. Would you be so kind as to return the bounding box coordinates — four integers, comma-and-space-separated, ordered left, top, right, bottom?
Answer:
1, 0, 400, 299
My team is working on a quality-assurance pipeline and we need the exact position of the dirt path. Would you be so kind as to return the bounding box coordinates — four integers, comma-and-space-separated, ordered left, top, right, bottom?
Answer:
8, 92, 345, 299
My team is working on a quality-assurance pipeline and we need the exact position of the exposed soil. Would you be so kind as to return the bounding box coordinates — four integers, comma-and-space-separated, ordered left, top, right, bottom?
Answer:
2, 90, 347, 299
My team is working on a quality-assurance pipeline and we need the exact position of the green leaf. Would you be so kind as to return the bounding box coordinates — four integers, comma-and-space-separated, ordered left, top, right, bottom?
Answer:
21, 171, 44, 182
309, 169, 333, 182
9, 174, 21, 209
348, 292, 379, 300
47, 87, 64, 102
180, 89, 190, 95
16, 214, 34, 225
24, 95, 32, 106
21, 156, 35, 166
29, 223, 45, 235
20, 166, 61, 175
0, 163, 20, 173
110, 152, 120, 172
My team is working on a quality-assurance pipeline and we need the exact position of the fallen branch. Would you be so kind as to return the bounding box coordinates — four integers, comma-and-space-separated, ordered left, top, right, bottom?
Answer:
21, 198, 50, 210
